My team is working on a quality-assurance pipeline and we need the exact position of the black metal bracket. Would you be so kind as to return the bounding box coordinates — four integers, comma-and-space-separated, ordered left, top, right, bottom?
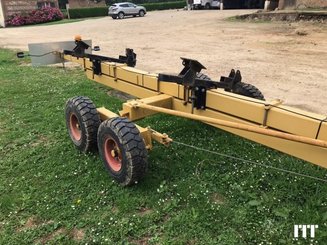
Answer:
92, 59, 102, 75
158, 58, 217, 89
220, 69, 242, 92
194, 86, 207, 110
64, 40, 137, 75
158, 58, 243, 110
71, 40, 90, 57
118, 48, 137, 67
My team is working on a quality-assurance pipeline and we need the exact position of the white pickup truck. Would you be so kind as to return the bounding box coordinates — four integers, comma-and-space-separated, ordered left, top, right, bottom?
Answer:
192, 0, 221, 9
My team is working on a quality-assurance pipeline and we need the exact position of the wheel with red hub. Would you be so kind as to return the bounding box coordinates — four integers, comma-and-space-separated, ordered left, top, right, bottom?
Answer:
65, 96, 101, 152
97, 117, 148, 186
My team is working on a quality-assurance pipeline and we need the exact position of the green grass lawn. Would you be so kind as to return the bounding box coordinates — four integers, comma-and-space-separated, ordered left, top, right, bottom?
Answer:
34, 18, 86, 26
34, 17, 104, 26
0, 48, 327, 244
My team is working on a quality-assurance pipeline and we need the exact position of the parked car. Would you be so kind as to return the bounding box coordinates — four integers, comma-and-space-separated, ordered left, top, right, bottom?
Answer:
108, 2, 146, 19
192, 0, 221, 9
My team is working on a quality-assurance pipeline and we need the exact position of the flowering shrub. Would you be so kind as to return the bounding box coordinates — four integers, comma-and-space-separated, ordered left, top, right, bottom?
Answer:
6, 7, 64, 27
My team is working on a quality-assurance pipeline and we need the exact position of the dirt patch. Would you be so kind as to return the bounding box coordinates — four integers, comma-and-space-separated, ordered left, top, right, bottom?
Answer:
17, 217, 54, 232
24, 217, 39, 229
107, 90, 136, 101
17, 217, 68, 244
112, 206, 119, 214
211, 193, 225, 204
17, 216, 39, 232
30, 135, 50, 147
137, 207, 153, 216
70, 228, 85, 241
187, 239, 198, 245
163, 214, 170, 222
129, 236, 151, 245
0, 222, 4, 231
36, 228, 66, 244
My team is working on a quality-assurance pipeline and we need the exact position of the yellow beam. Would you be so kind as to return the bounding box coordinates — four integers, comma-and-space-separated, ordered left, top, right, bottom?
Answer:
97, 107, 119, 120
120, 94, 173, 120
86, 70, 159, 99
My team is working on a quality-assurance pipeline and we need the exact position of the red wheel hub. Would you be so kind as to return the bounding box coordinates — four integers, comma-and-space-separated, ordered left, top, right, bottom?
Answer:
70, 113, 81, 141
104, 138, 122, 172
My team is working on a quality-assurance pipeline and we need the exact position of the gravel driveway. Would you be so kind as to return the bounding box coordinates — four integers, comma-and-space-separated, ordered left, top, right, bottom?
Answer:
1, 9, 326, 114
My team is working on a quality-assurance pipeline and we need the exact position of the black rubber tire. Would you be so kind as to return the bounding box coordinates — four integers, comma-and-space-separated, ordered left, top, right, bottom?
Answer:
118, 12, 124, 19
112, 15, 117, 19
197, 73, 264, 100
65, 96, 101, 152
139, 10, 145, 17
97, 117, 148, 186
205, 3, 211, 9
232, 82, 265, 100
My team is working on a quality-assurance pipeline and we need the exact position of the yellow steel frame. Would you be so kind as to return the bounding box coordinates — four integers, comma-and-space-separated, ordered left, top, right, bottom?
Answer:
64, 54, 327, 169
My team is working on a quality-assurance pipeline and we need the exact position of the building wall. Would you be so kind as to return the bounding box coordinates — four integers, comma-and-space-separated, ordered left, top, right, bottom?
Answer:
68, 0, 106, 8
0, 1, 5, 27
3, 0, 37, 17
0, 0, 58, 27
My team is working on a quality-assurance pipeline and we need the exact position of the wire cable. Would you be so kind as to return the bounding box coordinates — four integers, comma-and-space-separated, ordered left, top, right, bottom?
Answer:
29, 51, 58, 57
172, 140, 327, 183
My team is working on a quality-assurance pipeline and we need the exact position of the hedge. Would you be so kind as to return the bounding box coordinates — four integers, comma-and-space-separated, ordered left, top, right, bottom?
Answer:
68, 7, 108, 19
68, 1, 185, 19
143, 1, 185, 11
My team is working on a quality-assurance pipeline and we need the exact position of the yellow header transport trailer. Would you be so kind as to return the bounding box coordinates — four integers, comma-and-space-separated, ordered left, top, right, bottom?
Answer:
18, 37, 327, 186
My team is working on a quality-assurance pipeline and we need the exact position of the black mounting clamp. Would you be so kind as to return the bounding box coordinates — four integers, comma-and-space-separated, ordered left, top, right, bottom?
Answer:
63, 40, 137, 75
71, 39, 90, 57
158, 58, 244, 111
